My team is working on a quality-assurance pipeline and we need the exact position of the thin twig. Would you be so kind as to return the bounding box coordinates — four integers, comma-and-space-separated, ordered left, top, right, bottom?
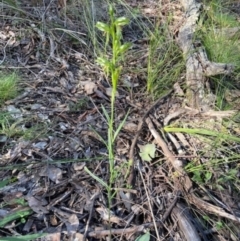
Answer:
83, 191, 100, 241
127, 90, 173, 188
138, 166, 161, 241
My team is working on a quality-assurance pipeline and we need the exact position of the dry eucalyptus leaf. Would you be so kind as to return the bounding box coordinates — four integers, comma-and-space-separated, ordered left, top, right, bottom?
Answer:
40, 227, 62, 241
66, 214, 79, 235
41, 233, 61, 241
72, 162, 86, 171
96, 207, 123, 224
26, 196, 49, 214
0, 31, 7, 40
119, 190, 132, 211
105, 87, 119, 97
40, 166, 63, 184
7, 105, 22, 119
75, 233, 88, 241
33, 141, 48, 150
123, 122, 138, 132
81, 81, 97, 95
53, 208, 79, 235
0, 135, 7, 143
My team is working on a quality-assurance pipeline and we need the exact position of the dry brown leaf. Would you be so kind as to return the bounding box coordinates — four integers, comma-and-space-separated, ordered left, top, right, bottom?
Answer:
26, 196, 49, 214
39, 166, 63, 184
123, 122, 138, 132
40, 227, 62, 241
81, 81, 97, 95
52, 208, 79, 235
75, 233, 88, 241
105, 87, 119, 97
96, 206, 124, 225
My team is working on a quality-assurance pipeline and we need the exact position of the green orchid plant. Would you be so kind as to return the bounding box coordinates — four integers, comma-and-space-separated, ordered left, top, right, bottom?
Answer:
85, 4, 131, 206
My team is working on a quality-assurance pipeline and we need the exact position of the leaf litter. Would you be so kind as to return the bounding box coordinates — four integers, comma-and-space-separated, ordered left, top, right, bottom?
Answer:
0, 0, 240, 241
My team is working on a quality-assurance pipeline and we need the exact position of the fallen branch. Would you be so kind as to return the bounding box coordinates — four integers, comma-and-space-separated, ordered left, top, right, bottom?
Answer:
171, 204, 202, 241
177, 0, 234, 110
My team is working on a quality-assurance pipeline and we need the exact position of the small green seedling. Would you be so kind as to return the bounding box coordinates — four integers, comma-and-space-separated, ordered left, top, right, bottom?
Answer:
139, 143, 156, 162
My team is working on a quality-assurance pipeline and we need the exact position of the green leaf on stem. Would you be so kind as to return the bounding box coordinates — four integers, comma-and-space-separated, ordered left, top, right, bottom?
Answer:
113, 110, 129, 141
101, 105, 110, 122
117, 43, 132, 55
96, 57, 111, 76
114, 17, 130, 26
96, 22, 110, 33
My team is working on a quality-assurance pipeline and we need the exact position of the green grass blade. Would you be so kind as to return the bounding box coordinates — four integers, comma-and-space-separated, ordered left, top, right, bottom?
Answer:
84, 166, 109, 189
0, 208, 33, 228
89, 126, 107, 146
52, 28, 87, 46
113, 110, 129, 141
0, 233, 46, 241
101, 105, 110, 122
164, 127, 240, 143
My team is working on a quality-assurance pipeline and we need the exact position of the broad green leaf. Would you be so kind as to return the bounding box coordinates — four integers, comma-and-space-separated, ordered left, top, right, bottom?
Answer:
135, 232, 150, 241
117, 43, 132, 55
0, 179, 10, 188
205, 172, 212, 182
216, 221, 224, 230
139, 144, 156, 162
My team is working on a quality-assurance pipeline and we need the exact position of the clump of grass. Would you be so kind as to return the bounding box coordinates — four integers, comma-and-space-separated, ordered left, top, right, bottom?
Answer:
147, 23, 184, 96
0, 112, 23, 138
199, 0, 240, 110
0, 111, 48, 141
201, 1, 240, 65
0, 72, 19, 106
65, 0, 109, 56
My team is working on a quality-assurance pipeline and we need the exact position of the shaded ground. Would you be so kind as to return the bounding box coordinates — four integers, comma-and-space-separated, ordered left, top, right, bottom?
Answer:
0, 0, 240, 240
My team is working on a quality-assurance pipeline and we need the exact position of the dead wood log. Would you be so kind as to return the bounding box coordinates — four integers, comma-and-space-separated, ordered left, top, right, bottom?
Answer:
171, 204, 202, 241
177, 0, 234, 111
